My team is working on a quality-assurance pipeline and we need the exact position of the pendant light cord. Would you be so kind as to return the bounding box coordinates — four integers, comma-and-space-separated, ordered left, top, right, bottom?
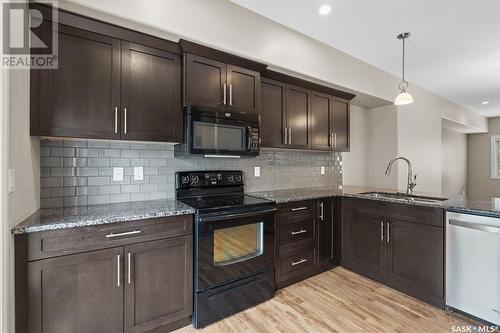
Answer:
402, 37, 405, 82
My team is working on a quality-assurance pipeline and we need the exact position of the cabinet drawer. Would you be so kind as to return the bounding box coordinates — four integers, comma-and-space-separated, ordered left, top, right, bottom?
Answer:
278, 245, 315, 276
278, 220, 314, 245
27, 215, 192, 261
277, 200, 317, 224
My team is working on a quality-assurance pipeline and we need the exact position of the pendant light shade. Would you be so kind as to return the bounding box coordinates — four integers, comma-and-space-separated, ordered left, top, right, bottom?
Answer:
394, 32, 414, 105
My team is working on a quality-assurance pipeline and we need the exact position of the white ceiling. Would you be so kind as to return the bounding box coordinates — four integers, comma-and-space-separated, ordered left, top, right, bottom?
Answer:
232, 0, 500, 117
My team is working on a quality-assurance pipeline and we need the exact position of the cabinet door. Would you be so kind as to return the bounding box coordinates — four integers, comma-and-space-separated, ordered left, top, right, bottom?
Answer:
310, 91, 333, 150
317, 198, 334, 268
121, 42, 182, 142
286, 85, 310, 148
226, 65, 260, 114
124, 236, 193, 333
184, 53, 226, 110
27, 247, 123, 333
342, 209, 386, 282
36, 24, 121, 139
386, 219, 444, 304
261, 78, 286, 148
332, 99, 349, 151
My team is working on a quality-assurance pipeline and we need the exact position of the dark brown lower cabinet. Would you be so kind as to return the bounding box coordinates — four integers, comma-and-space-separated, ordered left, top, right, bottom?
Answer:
16, 215, 193, 333
27, 247, 124, 333
316, 197, 341, 270
125, 237, 192, 333
275, 198, 340, 288
341, 197, 444, 308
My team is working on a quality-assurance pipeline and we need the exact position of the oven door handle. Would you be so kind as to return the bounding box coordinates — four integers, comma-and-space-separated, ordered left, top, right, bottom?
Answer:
198, 208, 277, 222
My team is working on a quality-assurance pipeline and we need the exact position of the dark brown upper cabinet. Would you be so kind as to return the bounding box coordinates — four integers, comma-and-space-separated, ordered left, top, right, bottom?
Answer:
183, 53, 227, 110
180, 39, 267, 115
261, 78, 286, 147
32, 25, 122, 140
30, 8, 182, 143
183, 54, 261, 114
332, 99, 350, 151
310, 91, 334, 150
260, 70, 355, 151
121, 42, 181, 142
286, 85, 310, 149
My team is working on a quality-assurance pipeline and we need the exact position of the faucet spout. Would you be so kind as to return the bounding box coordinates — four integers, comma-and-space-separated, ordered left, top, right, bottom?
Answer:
385, 156, 417, 194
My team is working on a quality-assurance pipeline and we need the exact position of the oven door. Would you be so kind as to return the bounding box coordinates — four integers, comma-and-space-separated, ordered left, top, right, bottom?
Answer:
195, 208, 275, 292
187, 112, 259, 157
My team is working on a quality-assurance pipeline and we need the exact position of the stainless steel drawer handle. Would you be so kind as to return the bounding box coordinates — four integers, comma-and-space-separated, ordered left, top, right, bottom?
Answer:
106, 230, 141, 238
291, 258, 307, 266
291, 206, 308, 212
386, 222, 391, 243
449, 219, 500, 234
124, 108, 127, 134
380, 221, 384, 242
319, 202, 324, 221
291, 229, 307, 235
114, 107, 118, 134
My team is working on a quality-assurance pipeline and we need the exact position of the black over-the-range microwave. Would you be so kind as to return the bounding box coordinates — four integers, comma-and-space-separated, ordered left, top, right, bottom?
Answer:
175, 105, 260, 158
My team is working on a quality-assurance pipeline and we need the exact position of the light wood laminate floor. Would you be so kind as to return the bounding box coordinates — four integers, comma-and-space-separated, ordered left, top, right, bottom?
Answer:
174, 267, 481, 333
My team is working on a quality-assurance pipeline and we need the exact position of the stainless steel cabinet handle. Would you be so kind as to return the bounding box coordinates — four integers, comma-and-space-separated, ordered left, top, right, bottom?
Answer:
223, 83, 227, 105
106, 230, 141, 238
319, 202, 324, 221
386, 222, 391, 243
291, 206, 308, 212
284, 127, 288, 145
380, 221, 384, 242
229, 84, 233, 106
127, 252, 131, 284
289, 128, 292, 144
114, 107, 118, 134
291, 229, 308, 235
449, 219, 500, 234
334, 133, 337, 148
291, 258, 307, 266
117, 254, 121, 287
123, 108, 127, 134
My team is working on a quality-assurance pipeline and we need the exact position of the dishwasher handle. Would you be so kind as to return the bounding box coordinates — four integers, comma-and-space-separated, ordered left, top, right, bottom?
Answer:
449, 219, 500, 234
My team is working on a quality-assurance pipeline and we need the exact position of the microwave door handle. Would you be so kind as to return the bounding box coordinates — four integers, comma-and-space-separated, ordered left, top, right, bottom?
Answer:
247, 126, 252, 150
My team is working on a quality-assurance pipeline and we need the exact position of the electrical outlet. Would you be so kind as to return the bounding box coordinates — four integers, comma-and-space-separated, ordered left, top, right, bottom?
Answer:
113, 167, 124, 182
134, 167, 144, 181
8, 169, 15, 193
254, 166, 260, 177
320, 166, 325, 175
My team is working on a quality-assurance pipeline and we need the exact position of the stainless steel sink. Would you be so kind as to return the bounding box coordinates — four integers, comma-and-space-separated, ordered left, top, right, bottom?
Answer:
359, 192, 448, 204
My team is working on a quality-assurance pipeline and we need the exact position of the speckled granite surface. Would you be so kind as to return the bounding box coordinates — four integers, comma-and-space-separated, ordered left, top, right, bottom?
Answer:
249, 186, 500, 218
12, 199, 195, 234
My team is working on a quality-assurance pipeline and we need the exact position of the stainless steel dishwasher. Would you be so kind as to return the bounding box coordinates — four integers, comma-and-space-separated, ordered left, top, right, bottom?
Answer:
446, 212, 500, 325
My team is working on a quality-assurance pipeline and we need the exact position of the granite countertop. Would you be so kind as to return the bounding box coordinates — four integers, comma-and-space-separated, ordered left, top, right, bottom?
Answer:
249, 186, 500, 219
12, 199, 195, 234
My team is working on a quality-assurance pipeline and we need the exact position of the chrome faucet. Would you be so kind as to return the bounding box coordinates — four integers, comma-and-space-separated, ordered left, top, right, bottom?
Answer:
385, 156, 417, 194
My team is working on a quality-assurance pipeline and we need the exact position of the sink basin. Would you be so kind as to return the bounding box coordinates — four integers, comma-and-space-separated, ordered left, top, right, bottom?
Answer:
359, 192, 448, 204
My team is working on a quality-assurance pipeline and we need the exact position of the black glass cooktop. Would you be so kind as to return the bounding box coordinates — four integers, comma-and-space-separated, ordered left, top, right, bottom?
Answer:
178, 194, 273, 213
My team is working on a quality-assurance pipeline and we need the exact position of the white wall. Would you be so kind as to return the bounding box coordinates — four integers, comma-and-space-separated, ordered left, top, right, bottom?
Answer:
441, 128, 468, 196
468, 117, 500, 197
342, 105, 368, 186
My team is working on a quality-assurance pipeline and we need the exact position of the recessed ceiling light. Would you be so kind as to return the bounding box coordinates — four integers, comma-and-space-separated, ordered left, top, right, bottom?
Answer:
319, 4, 332, 15
481, 101, 490, 105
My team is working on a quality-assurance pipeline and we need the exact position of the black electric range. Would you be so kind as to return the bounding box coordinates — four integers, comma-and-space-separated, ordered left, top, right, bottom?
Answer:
176, 170, 276, 328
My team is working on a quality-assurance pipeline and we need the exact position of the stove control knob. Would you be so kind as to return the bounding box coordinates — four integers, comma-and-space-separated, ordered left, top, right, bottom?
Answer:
191, 176, 200, 185
227, 175, 234, 183
181, 176, 190, 184
235, 174, 242, 182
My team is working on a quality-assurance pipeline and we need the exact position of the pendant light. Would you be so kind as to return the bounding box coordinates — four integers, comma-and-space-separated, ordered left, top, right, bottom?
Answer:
394, 32, 414, 105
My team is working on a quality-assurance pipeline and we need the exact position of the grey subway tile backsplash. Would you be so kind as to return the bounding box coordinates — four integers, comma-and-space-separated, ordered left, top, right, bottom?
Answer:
40, 139, 342, 208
